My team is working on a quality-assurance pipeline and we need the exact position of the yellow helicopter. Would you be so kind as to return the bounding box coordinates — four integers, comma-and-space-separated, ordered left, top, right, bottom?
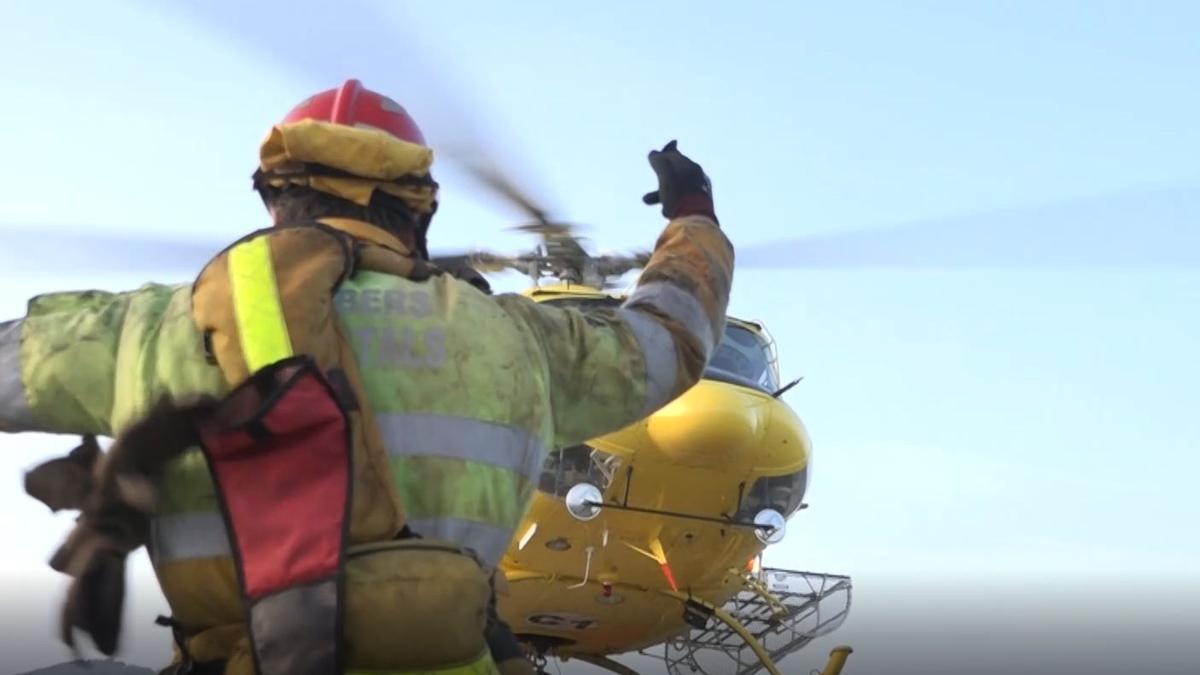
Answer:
431, 218, 853, 675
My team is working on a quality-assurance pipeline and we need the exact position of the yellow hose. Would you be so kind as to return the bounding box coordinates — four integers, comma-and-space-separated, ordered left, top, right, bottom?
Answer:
820, 645, 853, 675
660, 590, 782, 675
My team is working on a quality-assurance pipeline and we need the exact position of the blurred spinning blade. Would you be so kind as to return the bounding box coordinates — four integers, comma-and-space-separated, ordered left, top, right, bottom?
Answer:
735, 185, 1200, 269
0, 225, 224, 279
123, 1, 1200, 272
2, 1, 1197, 278
138, 0, 562, 228
4, 185, 1198, 278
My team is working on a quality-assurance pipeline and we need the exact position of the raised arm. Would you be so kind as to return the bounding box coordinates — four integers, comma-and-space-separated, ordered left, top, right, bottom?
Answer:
503, 141, 734, 446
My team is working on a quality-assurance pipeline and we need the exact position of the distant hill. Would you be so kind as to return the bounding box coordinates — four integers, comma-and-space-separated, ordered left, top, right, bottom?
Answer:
14, 662, 155, 675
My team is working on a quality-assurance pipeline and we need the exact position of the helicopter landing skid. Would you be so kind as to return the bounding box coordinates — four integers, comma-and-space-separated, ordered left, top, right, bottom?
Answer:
641, 567, 852, 675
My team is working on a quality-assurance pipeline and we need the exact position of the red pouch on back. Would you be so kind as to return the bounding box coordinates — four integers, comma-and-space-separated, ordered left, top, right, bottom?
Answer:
198, 356, 351, 675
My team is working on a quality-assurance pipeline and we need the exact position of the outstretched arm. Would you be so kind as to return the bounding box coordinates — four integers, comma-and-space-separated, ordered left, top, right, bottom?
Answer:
0, 283, 223, 437
0, 318, 36, 433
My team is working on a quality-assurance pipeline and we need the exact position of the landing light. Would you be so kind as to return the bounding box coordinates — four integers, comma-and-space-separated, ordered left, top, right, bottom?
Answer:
565, 483, 603, 521
753, 509, 786, 545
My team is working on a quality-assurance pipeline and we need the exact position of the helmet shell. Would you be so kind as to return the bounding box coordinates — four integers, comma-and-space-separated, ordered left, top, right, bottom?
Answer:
281, 79, 427, 145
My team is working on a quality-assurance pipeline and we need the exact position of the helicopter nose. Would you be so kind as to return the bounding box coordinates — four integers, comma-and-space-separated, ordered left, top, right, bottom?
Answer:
645, 381, 769, 466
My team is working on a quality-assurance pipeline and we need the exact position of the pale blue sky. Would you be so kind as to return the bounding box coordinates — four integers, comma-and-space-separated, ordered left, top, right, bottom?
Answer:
1, 1, 1198, 672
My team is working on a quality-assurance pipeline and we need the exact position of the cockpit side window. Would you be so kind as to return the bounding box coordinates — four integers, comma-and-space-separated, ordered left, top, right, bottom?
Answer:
706, 325, 778, 393
735, 469, 808, 521
538, 444, 620, 497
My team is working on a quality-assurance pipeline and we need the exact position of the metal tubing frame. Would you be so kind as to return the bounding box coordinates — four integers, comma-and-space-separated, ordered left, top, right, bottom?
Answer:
502, 571, 850, 675
659, 590, 783, 675
734, 569, 789, 621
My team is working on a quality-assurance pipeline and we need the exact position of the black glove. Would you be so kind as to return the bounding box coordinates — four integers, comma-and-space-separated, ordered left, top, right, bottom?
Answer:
641, 140, 717, 223
55, 521, 136, 657
25, 435, 101, 513
47, 395, 217, 658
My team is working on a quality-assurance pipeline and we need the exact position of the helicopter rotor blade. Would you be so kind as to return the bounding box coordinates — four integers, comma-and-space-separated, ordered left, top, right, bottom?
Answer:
440, 150, 555, 227
0, 224, 227, 277
0, 221, 534, 277
12, 3, 1192, 281
136, 0, 562, 227
735, 184, 1200, 269
0, 222, 557, 279
7, 183, 1195, 280
432, 251, 525, 273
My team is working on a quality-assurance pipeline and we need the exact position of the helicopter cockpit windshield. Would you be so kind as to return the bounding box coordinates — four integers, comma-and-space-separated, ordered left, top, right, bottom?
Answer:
706, 323, 778, 393
537, 297, 779, 394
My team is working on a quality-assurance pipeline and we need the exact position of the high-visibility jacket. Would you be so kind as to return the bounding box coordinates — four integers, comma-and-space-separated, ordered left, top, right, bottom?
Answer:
0, 213, 733, 670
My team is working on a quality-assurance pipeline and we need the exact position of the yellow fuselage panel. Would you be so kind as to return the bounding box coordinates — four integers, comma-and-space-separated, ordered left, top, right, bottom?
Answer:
497, 575, 745, 656
594, 379, 810, 475
499, 490, 758, 654
499, 379, 811, 654
501, 283, 812, 655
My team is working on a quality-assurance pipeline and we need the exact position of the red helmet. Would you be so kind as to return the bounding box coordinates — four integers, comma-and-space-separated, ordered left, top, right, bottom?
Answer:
281, 79, 427, 146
